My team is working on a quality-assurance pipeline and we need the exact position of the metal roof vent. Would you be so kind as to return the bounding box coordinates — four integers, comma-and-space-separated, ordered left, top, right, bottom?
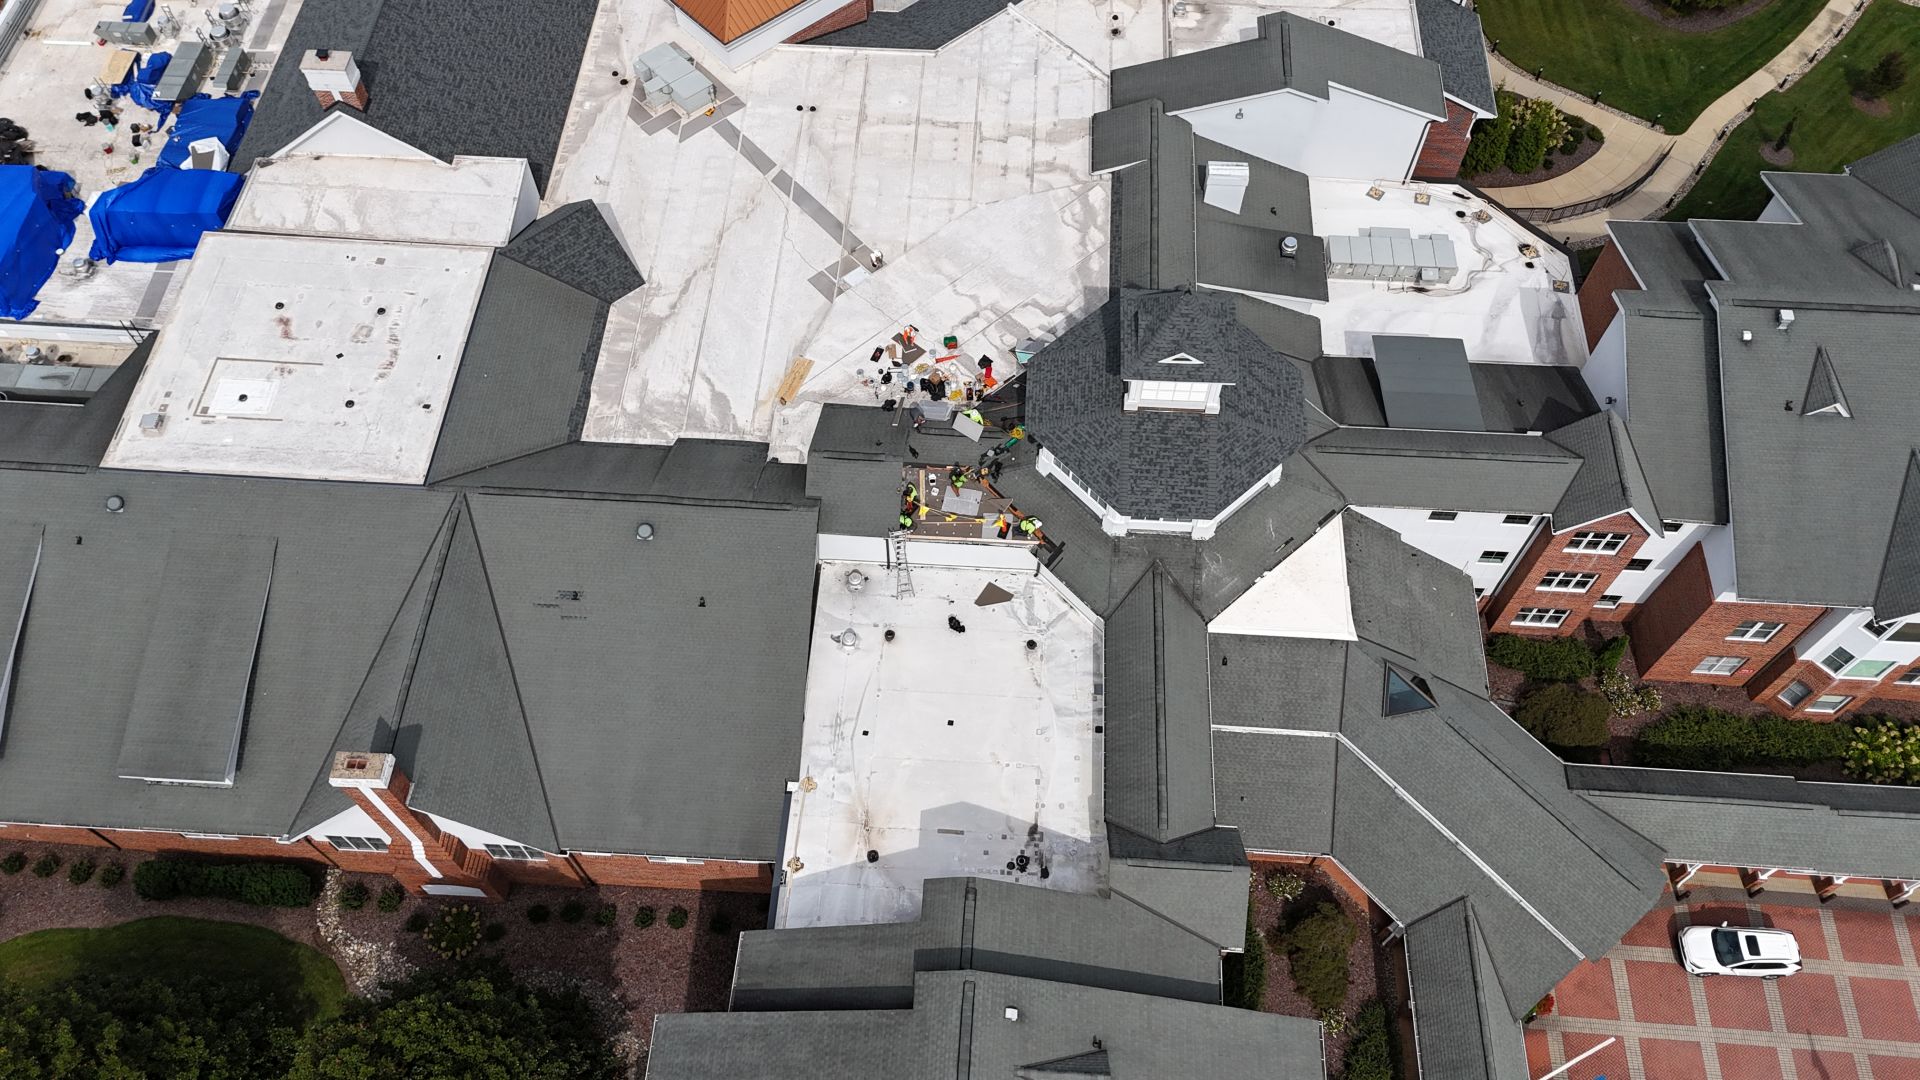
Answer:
1281, 235, 1299, 258
634, 522, 655, 541
832, 628, 860, 650
845, 569, 867, 593
104, 495, 126, 513
1776, 308, 1795, 331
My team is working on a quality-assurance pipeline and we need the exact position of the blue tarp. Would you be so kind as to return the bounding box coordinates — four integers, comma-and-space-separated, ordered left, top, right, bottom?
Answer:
122, 0, 156, 20
88, 167, 242, 264
156, 92, 258, 169
0, 167, 84, 320
112, 51, 171, 114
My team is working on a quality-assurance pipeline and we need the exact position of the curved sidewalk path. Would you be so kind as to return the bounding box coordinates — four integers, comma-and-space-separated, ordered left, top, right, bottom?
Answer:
1484, 0, 1862, 240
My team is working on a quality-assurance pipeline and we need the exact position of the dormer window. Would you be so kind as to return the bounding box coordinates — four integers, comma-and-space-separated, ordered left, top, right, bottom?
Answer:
1125, 378, 1223, 413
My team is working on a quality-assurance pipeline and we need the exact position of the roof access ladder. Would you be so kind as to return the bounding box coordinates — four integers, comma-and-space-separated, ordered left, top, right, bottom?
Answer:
887, 530, 916, 599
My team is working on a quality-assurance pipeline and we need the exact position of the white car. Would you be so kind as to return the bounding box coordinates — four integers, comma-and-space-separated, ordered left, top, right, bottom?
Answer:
1678, 923, 1802, 978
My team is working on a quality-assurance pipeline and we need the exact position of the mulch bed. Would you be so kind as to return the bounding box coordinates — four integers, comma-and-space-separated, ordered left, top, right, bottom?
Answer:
0, 846, 765, 1077
1247, 861, 1400, 1073
1618, 0, 1784, 34
1470, 135, 1607, 189
1853, 94, 1894, 117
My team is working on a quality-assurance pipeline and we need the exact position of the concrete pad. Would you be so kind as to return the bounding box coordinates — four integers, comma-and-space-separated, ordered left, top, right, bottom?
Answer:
779, 559, 1104, 929
1171, 0, 1419, 55
562, 0, 1110, 450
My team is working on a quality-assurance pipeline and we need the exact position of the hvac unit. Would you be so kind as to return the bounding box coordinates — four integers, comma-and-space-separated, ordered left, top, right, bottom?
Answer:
1324, 227, 1458, 284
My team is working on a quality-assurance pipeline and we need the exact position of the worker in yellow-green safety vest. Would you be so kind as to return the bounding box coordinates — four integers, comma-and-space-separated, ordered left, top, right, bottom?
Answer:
1019, 516, 1042, 538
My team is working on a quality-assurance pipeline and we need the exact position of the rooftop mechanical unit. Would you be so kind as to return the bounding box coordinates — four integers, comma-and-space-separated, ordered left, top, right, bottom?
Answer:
153, 39, 213, 103
635, 42, 716, 115
94, 19, 158, 46
1325, 226, 1459, 284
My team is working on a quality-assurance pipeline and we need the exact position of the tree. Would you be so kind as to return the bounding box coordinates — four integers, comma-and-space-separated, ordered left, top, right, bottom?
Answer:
0, 974, 302, 1078
1461, 91, 1516, 176
1772, 115, 1795, 152
1514, 683, 1610, 748
288, 960, 623, 1080
1275, 902, 1356, 1015
1852, 51, 1909, 99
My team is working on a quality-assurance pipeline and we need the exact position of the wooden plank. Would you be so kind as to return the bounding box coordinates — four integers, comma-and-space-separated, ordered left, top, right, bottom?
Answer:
775, 356, 813, 405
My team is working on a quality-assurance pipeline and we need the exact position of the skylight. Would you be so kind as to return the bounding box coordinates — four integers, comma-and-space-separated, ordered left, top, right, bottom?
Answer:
1383, 664, 1436, 716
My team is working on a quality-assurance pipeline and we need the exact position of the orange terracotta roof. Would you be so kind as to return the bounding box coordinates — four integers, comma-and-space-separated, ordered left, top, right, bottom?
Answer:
675, 0, 809, 44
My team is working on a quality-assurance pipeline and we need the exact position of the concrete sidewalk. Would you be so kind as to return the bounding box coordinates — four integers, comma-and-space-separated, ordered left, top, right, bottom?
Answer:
1485, 0, 1863, 240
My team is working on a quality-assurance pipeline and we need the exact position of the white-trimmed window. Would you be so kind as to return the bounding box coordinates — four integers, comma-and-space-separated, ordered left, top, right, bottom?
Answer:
1125, 379, 1217, 412
1841, 658, 1895, 680
1625, 558, 1653, 571
1428, 510, 1458, 521
1502, 514, 1533, 525
326, 835, 389, 852
1537, 571, 1599, 593
1817, 646, 1856, 675
484, 844, 547, 862
1512, 608, 1570, 627
1778, 680, 1812, 708
181, 832, 239, 841
1595, 594, 1623, 610
1564, 531, 1629, 554
1479, 550, 1508, 563
1727, 620, 1784, 643
1897, 669, 1920, 685
1691, 656, 1745, 676
1807, 694, 1853, 715
646, 855, 706, 865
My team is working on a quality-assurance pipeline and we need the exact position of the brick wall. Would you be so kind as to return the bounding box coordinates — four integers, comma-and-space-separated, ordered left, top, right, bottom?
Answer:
786, 0, 871, 42
492, 855, 592, 888
1873, 666, 1920, 704
0, 823, 117, 847
1577, 239, 1638, 353
1411, 100, 1478, 180
1627, 545, 1825, 684
571, 853, 773, 892
1483, 511, 1648, 635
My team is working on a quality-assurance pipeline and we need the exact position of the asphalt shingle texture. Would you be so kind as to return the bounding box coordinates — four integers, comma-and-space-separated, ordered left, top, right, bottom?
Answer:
1413, 0, 1497, 115
805, 0, 1018, 49
0, 337, 151, 470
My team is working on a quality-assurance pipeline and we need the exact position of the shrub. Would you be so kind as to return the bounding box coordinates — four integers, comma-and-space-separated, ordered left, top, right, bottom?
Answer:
482, 922, 508, 943
709, 909, 733, 936
1340, 1000, 1396, 1080
1559, 124, 1586, 156
97, 862, 124, 888
1, 852, 24, 875
526, 904, 551, 925
66, 859, 95, 885
376, 884, 405, 913
1589, 123, 1605, 145
1635, 705, 1854, 771
593, 904, 617, 928
132, 860, 315, 907
1515, 683, 1611, 748
634, 905, 656, 929
666, 905, 689, 930
1461, 91, 1515, 176
1599, 671, 1663, 718
1853, 50, 1910, 99
1265, 871, 1307, 904
1276, 901, 1356, 1015
560, 900, 586, 925
1486, 634, 1595, 681
1594, 633, 1631, 676
1844, 721, 1920, 785
1505, 97, 1569, 174
31, 853, 60, 878
426, 905, 483, 960
338, 883, 370, 911
1223, 900, 1266, 1010
1320, 1008, 1349, 1038
405, 910, 431, 934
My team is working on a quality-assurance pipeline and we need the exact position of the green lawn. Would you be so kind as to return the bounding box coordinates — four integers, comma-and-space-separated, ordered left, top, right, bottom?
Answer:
1477, 0, 1831, 130
0, 916, 348, 1024
1667, 0, 1920, 221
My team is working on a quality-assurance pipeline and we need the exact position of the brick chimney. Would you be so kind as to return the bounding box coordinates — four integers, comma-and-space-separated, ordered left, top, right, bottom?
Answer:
327, 752, 503, 898
299, 49, 369, 111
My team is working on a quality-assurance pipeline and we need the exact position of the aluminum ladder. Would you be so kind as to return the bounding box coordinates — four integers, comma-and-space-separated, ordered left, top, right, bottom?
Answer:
888, 530, 916, 599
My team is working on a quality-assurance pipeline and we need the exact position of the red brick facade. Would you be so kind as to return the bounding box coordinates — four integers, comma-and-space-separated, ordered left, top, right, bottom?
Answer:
1483, 512, 1649, 634
1626, 544, 1836, 701
313, 84, 369, 111
1578, 239, 1637, 352
786, 0, 871, 43
571, 853, 772, 892
1411, 100, 1479, 180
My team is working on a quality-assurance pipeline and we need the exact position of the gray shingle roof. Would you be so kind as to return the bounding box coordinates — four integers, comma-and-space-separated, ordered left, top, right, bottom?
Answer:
1024, 289, 1309, 521
232, 0, 598, 191
1848, 134, 1920, 218
1110, 12, 1446, 119
804, 0, 1018, 49
426, 204, 645, 484
1191, 136, 1326, 302
1370, 335, 1485, 431
1544, 410, 1661, 533
1301, 426, 1582, 514
1468, 362, 1597, 434
1404, 899, 1531, 1080
1104, 101, 1197, 292
1105, 851, 1248, 950
0, 337, 151, 471
1104, 565, 1216, 843
440, 440, 807, 504
1881, 452, 1920, 620
1413, 0, 1497, 115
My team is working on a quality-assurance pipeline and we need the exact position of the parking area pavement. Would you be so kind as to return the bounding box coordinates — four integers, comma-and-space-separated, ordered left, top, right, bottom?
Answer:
1528, 884, 1920, 1079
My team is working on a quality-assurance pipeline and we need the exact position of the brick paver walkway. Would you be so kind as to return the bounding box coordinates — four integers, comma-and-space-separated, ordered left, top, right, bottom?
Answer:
1530, 886, 1920, 1079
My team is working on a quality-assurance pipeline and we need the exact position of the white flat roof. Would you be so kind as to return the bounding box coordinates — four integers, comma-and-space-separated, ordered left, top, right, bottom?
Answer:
779, 558, 1104, 929
1171, 0, 1420, 56
1304, 179, 1587, 366
229, 153, 533, 246
102, 231, 492, 483
565, 0, 1108, 458
1209, 514, 1357, 639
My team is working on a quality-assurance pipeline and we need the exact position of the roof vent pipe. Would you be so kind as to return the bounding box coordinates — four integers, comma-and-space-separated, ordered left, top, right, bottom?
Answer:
635, 522, 655, 541
104, 495, 126, 513
1776, 308, 1795, 331
845, 569, 867, 593
1281, 236, 1299, 258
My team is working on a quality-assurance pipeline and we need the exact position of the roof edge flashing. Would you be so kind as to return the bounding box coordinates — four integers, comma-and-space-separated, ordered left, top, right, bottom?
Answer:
0, 525, 46, 748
